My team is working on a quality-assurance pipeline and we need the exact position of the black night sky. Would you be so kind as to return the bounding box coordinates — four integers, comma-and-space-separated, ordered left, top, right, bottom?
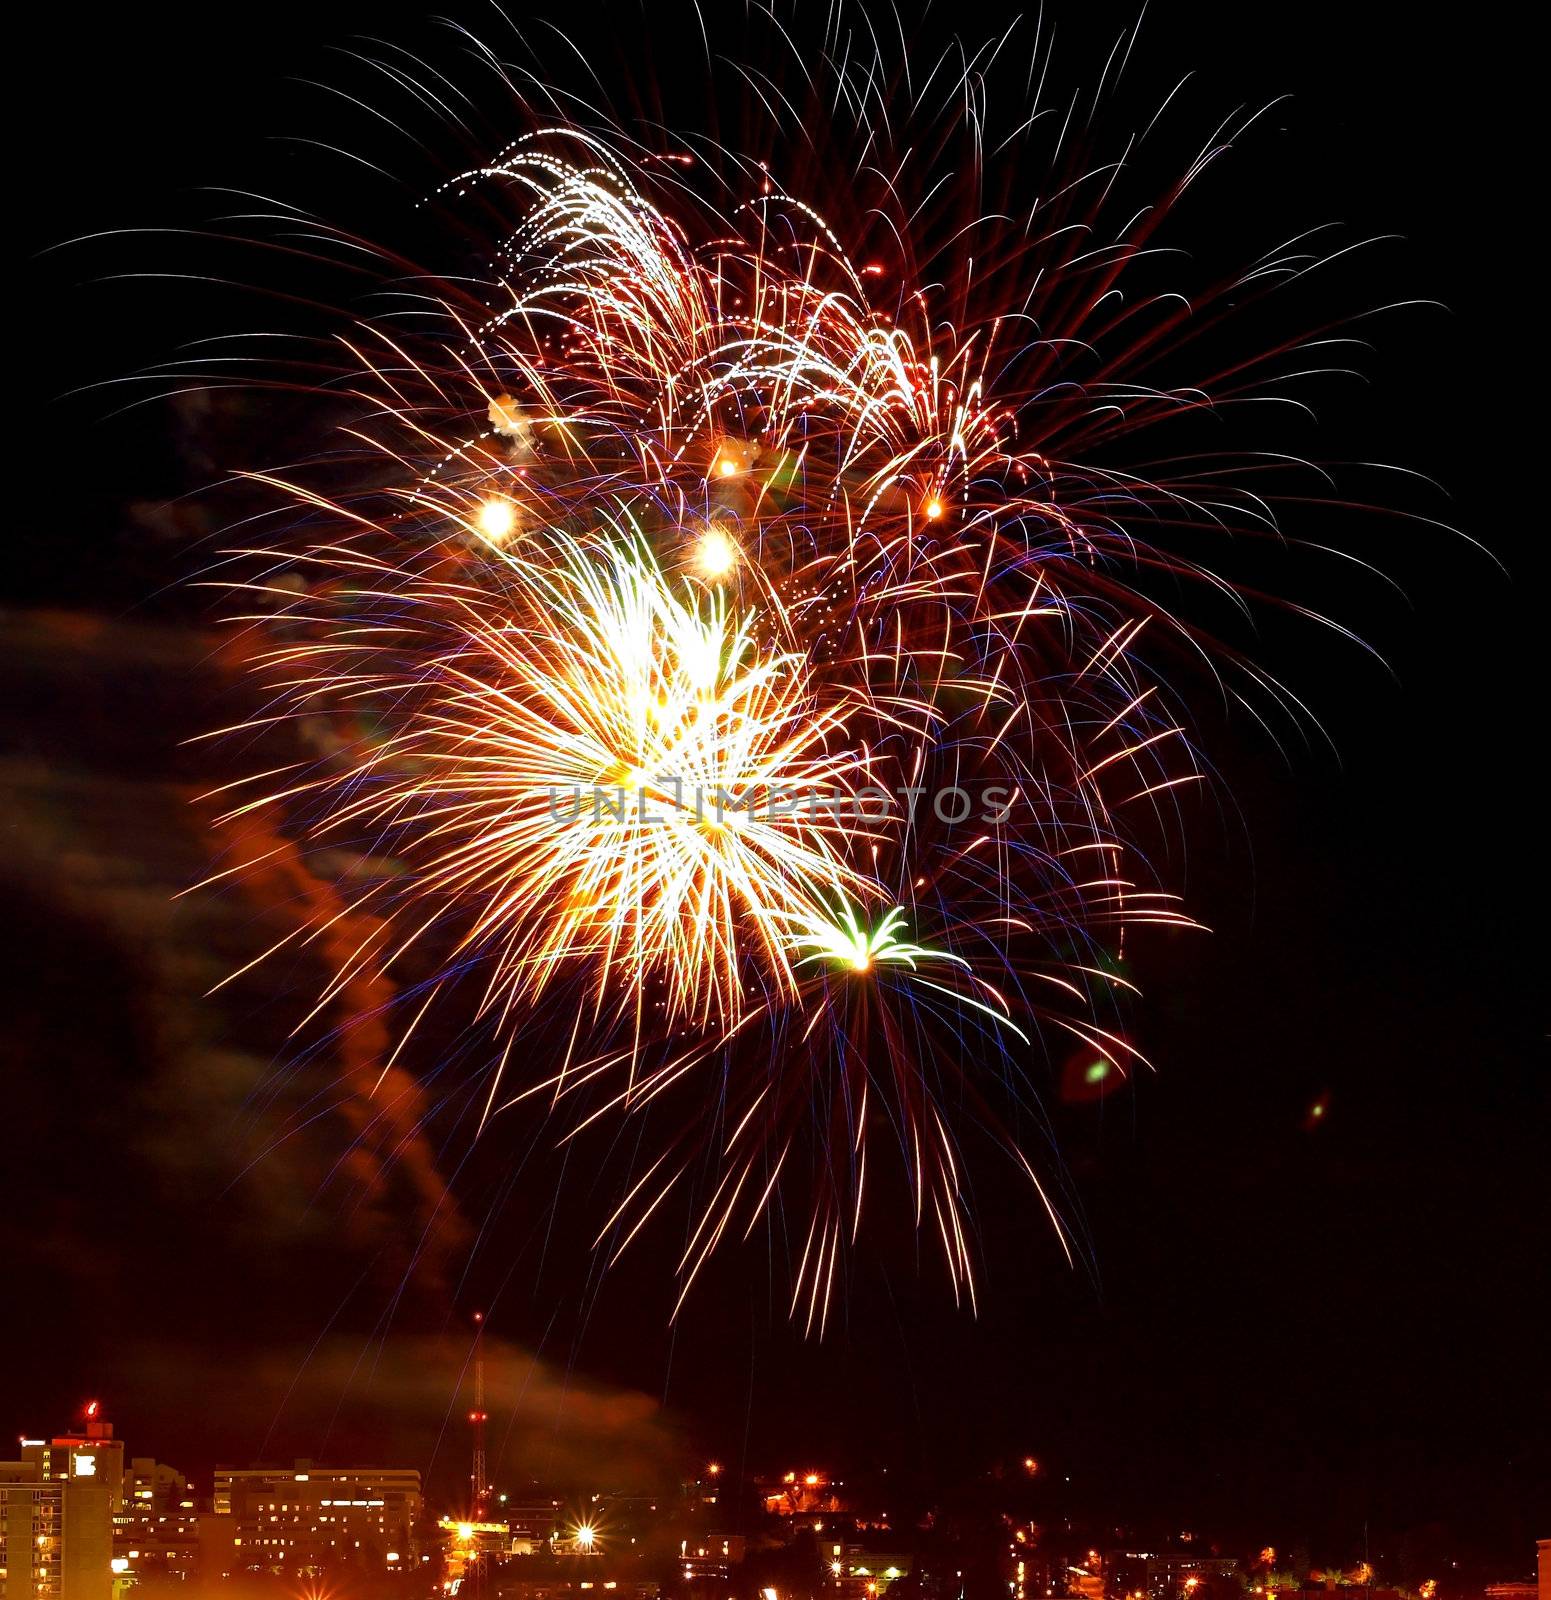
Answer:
7, 0, 1546, 1578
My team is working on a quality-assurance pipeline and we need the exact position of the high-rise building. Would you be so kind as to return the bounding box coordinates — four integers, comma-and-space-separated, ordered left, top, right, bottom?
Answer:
209, 1462, 423, 1577
20, 1406, 124, 1519
2, 1405, 121, 1600
112, 1460, 199, 1583
0, 1458, 112, 1600
121, 1461, 184, 1516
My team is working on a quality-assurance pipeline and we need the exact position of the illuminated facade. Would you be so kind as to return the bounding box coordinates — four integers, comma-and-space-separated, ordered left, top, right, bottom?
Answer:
679, 1533, 745, 1583
438, 1514, 516, 1588
0, 1460, 111, 1600
209, 1463, 422, 1576
758, 1472, 846, 1520
828, 1541, 913, 1599
502, 1497, 563, 1543
111, 1461, 198, 1583
493, 1583, 657, 1600
1105, 1553, 1240, 1600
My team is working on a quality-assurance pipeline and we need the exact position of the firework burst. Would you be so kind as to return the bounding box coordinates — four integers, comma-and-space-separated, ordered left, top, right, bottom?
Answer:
185, 8, 1403, 1323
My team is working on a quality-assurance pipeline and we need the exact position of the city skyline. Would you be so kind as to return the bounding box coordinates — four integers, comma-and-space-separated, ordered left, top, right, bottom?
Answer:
10, 1395, 1544, 1600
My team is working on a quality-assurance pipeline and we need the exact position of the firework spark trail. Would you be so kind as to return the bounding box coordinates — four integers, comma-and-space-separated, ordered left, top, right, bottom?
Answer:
185, 13, 1403, 1323
295, 523, 878, 1033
